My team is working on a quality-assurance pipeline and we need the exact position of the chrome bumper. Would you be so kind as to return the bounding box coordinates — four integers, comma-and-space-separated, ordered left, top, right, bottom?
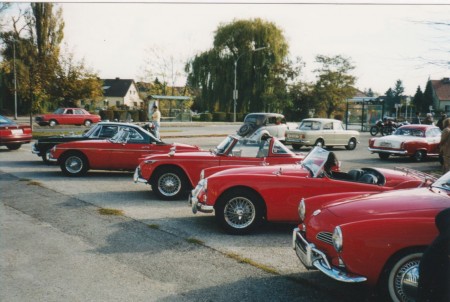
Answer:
367, 147, 408, 155
292, 228, 367, 283
286, 138, 309, 144
189, 183, 214, 214
133, 167, 148, 184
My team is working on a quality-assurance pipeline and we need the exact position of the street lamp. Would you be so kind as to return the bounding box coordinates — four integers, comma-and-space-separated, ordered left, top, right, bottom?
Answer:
13, 38, 18, 120
233, 46, 268, 123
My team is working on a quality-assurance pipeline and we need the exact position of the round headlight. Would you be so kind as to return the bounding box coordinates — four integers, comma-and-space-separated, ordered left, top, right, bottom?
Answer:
332, 226, 343, 252
298, 198, 306, 221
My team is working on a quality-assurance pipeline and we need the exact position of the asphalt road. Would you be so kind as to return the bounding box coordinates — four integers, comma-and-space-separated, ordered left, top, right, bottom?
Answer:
0, 126, 442, 302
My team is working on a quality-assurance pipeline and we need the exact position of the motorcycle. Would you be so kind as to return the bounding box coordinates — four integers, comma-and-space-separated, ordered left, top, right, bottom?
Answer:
370, 118, 408, 136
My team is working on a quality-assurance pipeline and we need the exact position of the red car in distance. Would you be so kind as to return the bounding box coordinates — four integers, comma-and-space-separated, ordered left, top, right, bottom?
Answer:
35, 107, 101, 127
0, 115, 32, 150
49, 127, 201, 176
134, 135, 305, 200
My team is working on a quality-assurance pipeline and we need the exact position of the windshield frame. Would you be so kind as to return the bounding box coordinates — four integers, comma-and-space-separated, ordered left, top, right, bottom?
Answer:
431, 171, 450, 191
300, 147, 331, 178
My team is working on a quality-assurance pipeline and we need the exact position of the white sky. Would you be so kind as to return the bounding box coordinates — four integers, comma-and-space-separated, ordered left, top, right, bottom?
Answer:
6, 1, 450, 95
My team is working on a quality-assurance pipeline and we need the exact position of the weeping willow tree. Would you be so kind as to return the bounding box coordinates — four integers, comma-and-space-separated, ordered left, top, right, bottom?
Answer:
186, 18, 296, 116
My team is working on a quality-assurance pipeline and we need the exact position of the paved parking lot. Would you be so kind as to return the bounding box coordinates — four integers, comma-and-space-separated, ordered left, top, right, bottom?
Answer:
0, 126, 442, 301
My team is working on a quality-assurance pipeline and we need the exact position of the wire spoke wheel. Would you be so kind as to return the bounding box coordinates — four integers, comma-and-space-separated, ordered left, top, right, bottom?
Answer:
223, 197, 256, 229
157, 172, 182, 197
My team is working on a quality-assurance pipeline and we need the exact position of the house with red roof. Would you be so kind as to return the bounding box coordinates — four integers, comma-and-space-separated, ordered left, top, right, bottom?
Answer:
429, 77, 450, 113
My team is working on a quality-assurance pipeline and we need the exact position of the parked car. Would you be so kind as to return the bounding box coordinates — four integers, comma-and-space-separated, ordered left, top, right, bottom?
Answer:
134, 135, 305, 200
35, 108, 101, 127
0, 115, 32, 150
285, 118, 359, 150
32, 122, 149, 164
189, 147, 433, 235
237, 113, 291, 142
368, 124, 441, 161
48, 128, 202, 176
293, 171, 450, 302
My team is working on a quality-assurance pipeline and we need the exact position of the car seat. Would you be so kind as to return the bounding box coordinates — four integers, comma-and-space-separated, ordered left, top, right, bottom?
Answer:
359, 173, 378, 184
348, 169, 365, 181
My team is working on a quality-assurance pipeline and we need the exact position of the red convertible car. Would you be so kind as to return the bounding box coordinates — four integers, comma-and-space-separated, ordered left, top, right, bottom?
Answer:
293, 171, 450, 302
134, 135, 305, 200
368, 124, 441, 162
0, 115, 32, 150
190, 147, 434, 234
35, 107, 101, 127
49, 128, 201, 176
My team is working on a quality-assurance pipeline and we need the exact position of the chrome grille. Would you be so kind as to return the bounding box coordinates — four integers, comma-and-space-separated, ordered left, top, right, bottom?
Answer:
316, 231, 333, 245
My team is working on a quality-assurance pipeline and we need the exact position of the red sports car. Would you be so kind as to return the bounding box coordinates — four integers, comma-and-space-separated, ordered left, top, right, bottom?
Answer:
190, 147, 435, 235
35, 107, 101, 127
293, 171, 450, 302
0, 115, 32, 150
134, 135, 305, 200
368, 124, 441, 162
49, 127, 201, 176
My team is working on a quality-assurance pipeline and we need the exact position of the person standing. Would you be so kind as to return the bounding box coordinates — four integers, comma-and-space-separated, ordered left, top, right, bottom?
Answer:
151, 104, 161, 139
437, 114, 447, 130
440, 118, 450, 173
423, 113, 434, 125
412, 112, 421, 124
417, 208, 450, 302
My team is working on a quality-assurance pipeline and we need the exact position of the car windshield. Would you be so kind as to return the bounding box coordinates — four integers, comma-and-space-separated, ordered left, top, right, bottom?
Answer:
215, 136, 235, 154
393, 128, 424, 137
0, 115, 14, 124
244, 114, 266, 126
299, 120, 321, 131
431, 171, 450, 191
300, 147, 331, 177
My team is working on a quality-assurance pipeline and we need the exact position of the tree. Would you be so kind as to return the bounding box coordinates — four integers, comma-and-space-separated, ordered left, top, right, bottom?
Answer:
413, 85, 425, 114
186, 18, 292, 116
312, 55, 357, 118
423, 80, 435, 113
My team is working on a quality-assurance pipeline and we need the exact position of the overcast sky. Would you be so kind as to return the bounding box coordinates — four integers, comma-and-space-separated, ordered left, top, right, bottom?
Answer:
7, 1, 450, 95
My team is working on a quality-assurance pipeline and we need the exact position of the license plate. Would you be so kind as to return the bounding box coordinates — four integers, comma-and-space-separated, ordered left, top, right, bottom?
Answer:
379, 142, 391, 147
295, 239, 309, 266
11, 129, 23, 134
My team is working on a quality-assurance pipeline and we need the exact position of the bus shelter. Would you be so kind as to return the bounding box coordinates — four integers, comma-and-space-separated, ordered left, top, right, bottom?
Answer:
148, 95, 192, 122
345, 97, 384, 132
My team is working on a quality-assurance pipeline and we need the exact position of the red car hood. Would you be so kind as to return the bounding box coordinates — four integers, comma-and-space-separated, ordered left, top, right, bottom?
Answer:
325, 187, 450, 219
211, 164, 309, 177
171, 143, 202, 150
141, 150, 213, 161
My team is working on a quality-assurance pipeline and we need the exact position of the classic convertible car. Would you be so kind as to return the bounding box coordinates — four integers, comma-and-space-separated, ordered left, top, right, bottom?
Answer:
368, 124, 441, 161
293, 171, 450, 302
190, 147, 435, 235
32, 122, 148, 163
35, 107, 101, 127
134, 135, 305, 200
48, 128, 201, 176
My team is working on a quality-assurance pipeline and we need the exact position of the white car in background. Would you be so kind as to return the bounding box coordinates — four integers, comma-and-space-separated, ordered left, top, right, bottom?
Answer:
285, 118, 359, 150
237, 113, 293, 143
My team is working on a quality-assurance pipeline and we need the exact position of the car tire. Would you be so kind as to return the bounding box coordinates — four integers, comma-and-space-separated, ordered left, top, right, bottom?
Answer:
314, 139, 324, 148
215, 188, 265, 235
345, 138, 357, 150
412, 150, 425, 162
379, 250, 422, 302
60, 152, 89, 177
292, 144, 302, 150
6, 143, 21, 150
151, 167, 189, 200
237, 123, 254, 136
49, 120, 57, 127
378, 153, 390, 160
84, 120, 92, 127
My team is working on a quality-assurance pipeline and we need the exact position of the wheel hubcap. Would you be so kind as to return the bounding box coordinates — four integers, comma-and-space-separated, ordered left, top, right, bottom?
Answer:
66, 156, 82, 173
224, 197, 255, 229
394, 259, 420, 302
158, 173, 181, 196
